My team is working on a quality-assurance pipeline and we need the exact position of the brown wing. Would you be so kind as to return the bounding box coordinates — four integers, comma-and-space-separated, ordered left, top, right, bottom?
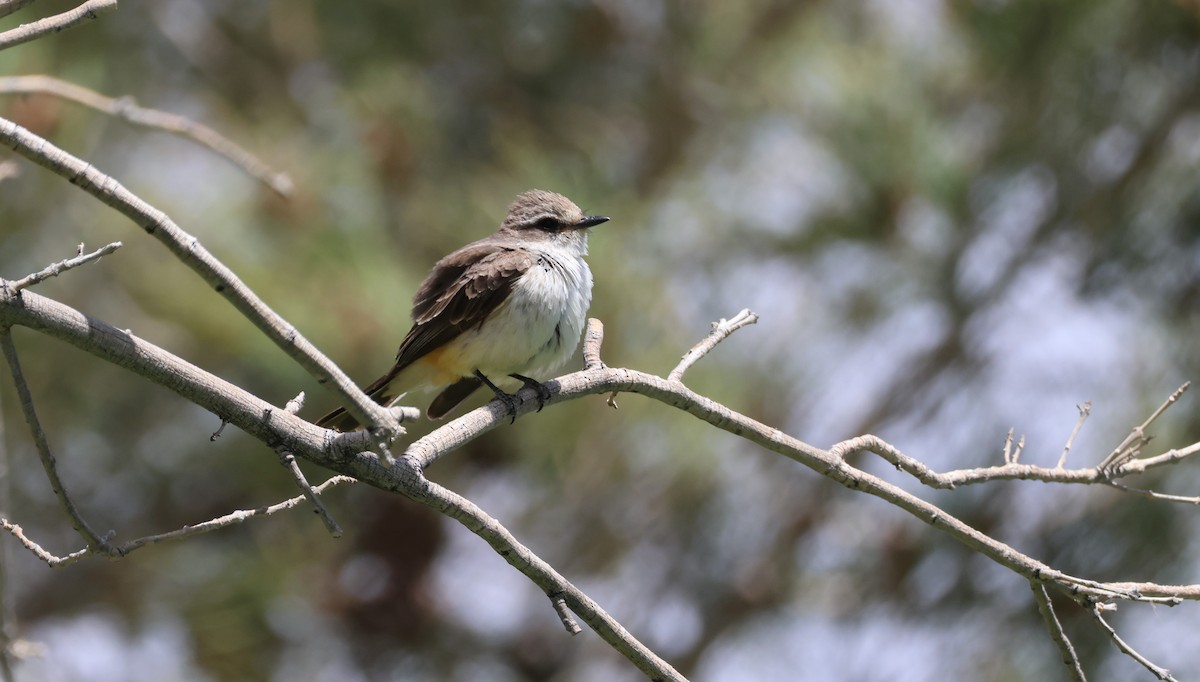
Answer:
393, 242, 534, 369
315, 240, 531, 430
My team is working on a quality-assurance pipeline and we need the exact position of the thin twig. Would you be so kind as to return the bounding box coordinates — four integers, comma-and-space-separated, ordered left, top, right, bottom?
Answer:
285, 392, 305, 415
0, 76, 293, 197
0, 0, 117, 51
0, 330, 112, 554
1, 476, 357, 565
407, 471, 686, 681
1103, 481, 1200, 505
830, 433, 1200, 503
118, 475, 355, 553
1057, 401, 1092, 469
1003, 427, 1015, 464
549, 592, 582, 635
1030, 581, 1086, 682
668, 308, 758, 383
582, 318, 605, 370
278, 452, 343, 538
1099, 382, 1190, 471
0, 519, 89, 567
1091, 604, 1178, 681
582, 318, 620, 408
8, 242, 121, 293
274, 392, 343, 536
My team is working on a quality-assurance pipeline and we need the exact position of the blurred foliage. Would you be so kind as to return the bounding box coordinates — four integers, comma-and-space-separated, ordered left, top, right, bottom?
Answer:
2, 0, 1200, 680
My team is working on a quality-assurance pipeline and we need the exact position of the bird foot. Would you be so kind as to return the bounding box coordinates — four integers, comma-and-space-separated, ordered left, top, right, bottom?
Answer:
474, 370, 521, 424
509, 373, 551, 412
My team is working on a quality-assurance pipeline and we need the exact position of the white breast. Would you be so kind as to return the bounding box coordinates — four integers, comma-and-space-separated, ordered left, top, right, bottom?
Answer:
456, 240, 593, 379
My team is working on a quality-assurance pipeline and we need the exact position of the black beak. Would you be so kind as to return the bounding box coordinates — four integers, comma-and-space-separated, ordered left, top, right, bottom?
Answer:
578, 215, 609, 228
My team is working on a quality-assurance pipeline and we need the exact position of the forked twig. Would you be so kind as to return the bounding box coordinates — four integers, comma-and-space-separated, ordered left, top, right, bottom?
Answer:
7, 242, 122, 293
277, 392, 344, 537
1099, 383, 1190, 472
1056, 401, 1092, 469
2, 476, 357, 565
668, 308, 758, 382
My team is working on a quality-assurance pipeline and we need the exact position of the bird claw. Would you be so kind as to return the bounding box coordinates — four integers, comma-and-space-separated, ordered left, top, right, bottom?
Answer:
509, 373, 551, 413
494, 390, 520, 424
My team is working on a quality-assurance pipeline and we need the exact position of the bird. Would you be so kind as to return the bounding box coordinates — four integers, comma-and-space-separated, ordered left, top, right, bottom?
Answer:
316, 189, 608, 431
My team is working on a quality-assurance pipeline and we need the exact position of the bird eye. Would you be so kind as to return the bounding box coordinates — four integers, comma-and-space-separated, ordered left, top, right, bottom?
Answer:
534, 216, 560, 229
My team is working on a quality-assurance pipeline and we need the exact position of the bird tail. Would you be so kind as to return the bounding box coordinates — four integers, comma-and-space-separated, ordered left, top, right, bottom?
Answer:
314, 369, 399, 431
426, 376, 484, 419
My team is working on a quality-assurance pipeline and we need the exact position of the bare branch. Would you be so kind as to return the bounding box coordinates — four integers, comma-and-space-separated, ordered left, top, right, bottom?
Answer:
830, 433, 1200, 502
668, 308, 758, 383
406, 469, 686, 681
0, 0, 117, 51
273, 391, 344, 536
0, 329, 112, 554
582, 318, 620, 408
114, 476, 355, 554
0, 519, 89, 567
1031, 581, 1087, 682
1057, 401, 1092, 469
285, 391, 306, 415
1099, 382, 1190, 471
0, 76, 293, 197
1102, 481, 1200, 505
1091, 604, 1178, 681
9, 290, 1200, 675
0, 116, 400, 438
1, 476, 357, 566
278, 452, 344, 538
582, 317, 605, 370
550, 592, 582, 635
7, 241, 121, 293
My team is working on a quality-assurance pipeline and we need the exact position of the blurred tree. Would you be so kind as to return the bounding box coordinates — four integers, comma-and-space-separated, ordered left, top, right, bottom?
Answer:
2, 0, 1200, 681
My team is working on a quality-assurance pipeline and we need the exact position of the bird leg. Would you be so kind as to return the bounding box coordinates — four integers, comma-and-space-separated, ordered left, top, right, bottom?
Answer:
473, 370, 521, 423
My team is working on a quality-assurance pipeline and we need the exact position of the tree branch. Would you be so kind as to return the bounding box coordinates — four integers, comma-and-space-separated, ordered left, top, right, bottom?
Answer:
1092, 604, 1178, 681
0, 76, 292, 196
0, 115, 400, 438
0, 0, 116, 52
0, 329, 112, 554
5, 285, 1198, 678
1099, 382, 1190, 472
7, 241, 121, 293
1031, 581, 1087, 682
1, 476, 357, 566
668, 308, 758, 382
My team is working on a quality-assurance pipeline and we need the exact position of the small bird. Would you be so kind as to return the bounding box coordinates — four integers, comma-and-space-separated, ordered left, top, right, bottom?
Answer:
317, 189, 608, 431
